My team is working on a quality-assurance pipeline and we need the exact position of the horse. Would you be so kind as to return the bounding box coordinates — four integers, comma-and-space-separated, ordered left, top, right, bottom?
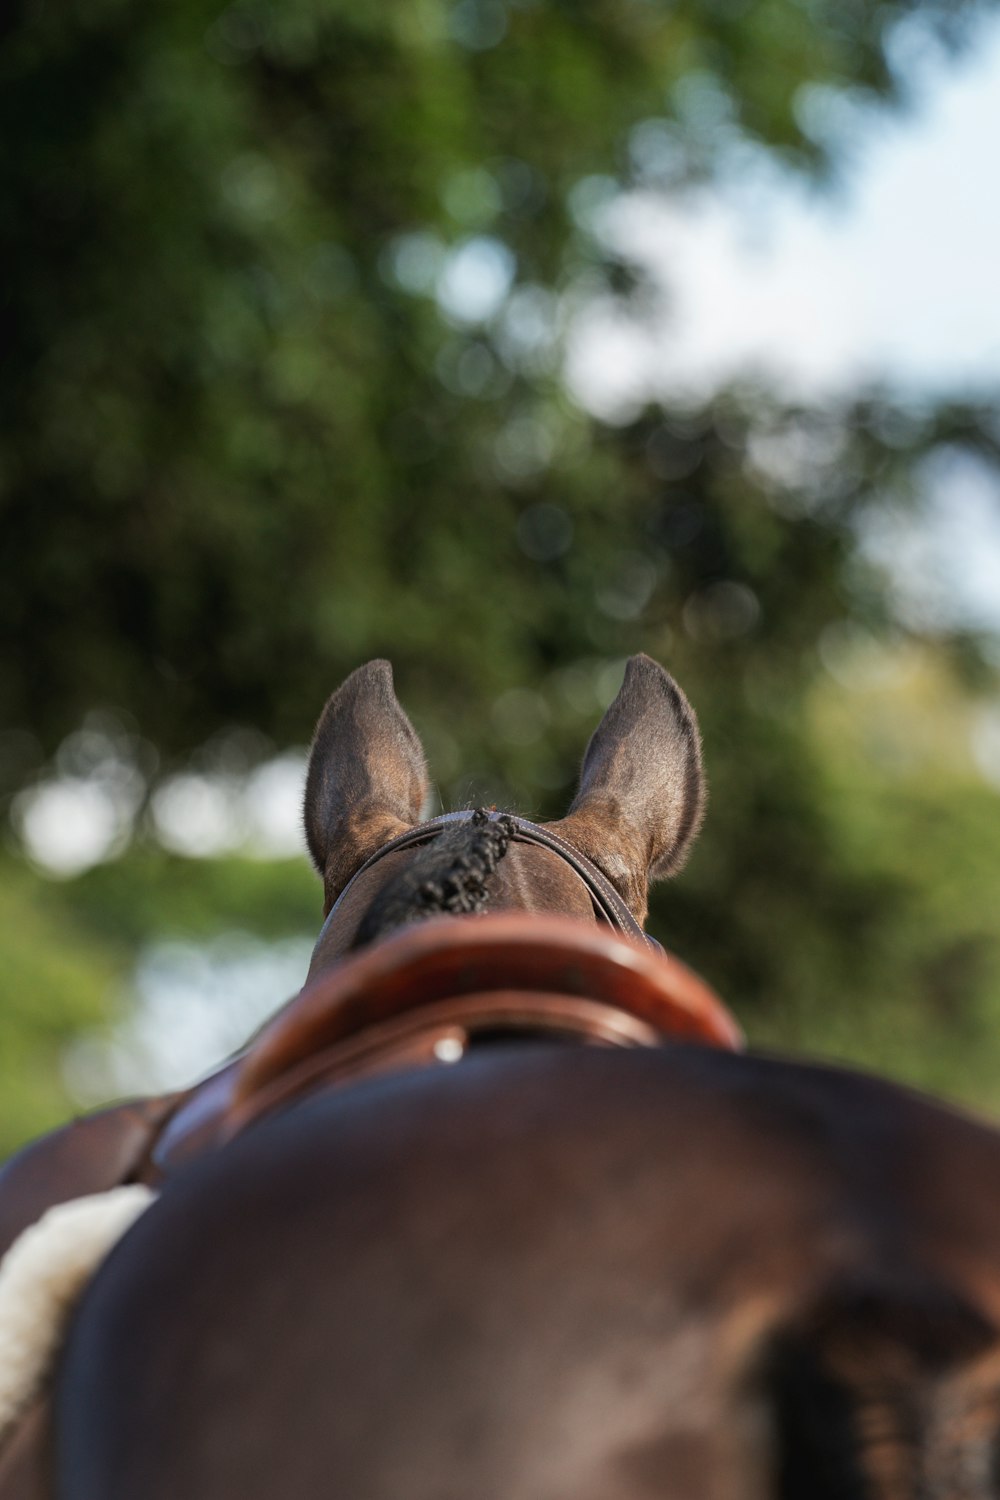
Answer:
7, 655, 1000, 1500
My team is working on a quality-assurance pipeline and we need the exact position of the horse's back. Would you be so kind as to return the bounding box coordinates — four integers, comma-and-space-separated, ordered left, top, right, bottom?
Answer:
56, 1046, 1000, 1500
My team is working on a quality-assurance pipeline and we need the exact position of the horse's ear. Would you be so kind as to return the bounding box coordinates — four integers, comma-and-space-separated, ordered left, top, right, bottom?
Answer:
304, 660, 429, 913
546, 655, 705, 924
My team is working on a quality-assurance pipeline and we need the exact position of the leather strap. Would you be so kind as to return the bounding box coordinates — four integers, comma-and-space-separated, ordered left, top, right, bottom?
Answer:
322, 811, 660, 951
0, 1097, 181, 1262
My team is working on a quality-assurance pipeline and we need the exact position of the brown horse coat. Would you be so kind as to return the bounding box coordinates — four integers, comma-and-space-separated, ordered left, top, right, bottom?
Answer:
55, 1047, 1000, 1500
9, 657, 1000, 1497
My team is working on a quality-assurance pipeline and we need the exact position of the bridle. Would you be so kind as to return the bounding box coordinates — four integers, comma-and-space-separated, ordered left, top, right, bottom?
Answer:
320, 809, 663, 953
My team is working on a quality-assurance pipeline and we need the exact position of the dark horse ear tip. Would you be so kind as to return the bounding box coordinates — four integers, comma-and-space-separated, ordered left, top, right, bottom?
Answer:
618, 656, 698, 725
625, 653, 687, 689
310, 663, 399, 736
620, 654, 677, 691
344, 659, 395, 692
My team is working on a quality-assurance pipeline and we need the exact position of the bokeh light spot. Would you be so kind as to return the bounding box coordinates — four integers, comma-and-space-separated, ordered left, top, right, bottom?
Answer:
436, 236, 516, 324
516, 502, 573, 561
683, 581, 761, 641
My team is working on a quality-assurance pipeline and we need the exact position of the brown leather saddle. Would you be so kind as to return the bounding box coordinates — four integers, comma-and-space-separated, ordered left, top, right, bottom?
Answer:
0, 917, 740, 1238
0, 815, 741, 1494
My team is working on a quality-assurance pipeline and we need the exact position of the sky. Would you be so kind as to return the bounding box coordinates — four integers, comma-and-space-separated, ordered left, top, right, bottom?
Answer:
567, 9, 1000, 411
564, 8, 1000, 644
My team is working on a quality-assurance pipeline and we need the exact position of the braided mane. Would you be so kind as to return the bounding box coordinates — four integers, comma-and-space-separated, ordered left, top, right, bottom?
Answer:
351, 810, 517, 950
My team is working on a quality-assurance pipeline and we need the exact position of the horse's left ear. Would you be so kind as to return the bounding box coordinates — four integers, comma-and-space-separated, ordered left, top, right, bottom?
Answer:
545, 655, 705, 925
304, 661, 429, 913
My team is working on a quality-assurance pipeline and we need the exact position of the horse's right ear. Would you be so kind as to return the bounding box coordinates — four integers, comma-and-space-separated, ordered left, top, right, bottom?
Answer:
304, 661, 429, 913
545, 655, 705, 925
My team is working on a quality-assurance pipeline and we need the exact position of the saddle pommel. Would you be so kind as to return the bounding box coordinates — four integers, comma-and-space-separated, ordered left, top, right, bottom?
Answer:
152, 913, 742, 1175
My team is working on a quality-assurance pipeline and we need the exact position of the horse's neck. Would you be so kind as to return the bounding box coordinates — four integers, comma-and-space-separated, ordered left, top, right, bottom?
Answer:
305, 844, 596, 985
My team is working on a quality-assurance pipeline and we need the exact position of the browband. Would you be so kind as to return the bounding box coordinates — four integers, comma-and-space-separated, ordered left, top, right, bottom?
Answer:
322, 810, 662, 952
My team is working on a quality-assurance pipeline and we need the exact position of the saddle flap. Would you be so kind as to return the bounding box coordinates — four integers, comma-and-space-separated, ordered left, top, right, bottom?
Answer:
0, 1098, 178, 1261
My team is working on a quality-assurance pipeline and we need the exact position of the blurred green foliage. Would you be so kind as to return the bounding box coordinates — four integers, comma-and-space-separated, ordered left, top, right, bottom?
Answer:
0, 0, 991, 752
0, 859, 121, 1156
0, 852, 320, 1156
3, 0, 1000, 1154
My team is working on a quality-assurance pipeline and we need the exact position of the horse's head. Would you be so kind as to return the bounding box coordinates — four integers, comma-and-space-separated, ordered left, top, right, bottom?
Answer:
303, 654, 705, 978
145, 654, 731, 1175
